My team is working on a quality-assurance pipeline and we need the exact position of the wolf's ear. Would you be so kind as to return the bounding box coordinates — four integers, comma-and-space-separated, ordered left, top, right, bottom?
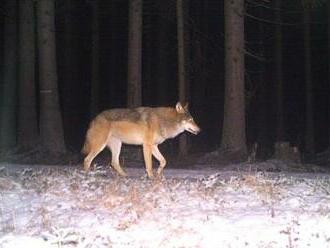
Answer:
176, 102, 185, 113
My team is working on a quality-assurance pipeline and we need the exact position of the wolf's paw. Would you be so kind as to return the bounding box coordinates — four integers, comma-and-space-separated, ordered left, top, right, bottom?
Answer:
113, 169, 127, 177
156, 172, 165, 181
146, 171, 154, 179
120, 171, 128, 177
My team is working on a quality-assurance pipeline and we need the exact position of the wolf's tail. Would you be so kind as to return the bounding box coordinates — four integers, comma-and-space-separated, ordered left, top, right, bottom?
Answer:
81, 118, 96, 155
81, 140, 90, 155
81, 116, 111, 156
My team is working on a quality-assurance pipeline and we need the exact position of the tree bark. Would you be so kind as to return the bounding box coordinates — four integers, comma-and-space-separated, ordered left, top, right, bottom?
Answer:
90, 0, 100, 117
303, 8, 314, 154
274, 0, 284, 142
127, 0, 142, 107
221, 0, 247, 158
1, 0, 18, 149
18, 0, 39, 150
37, 0, 66, 153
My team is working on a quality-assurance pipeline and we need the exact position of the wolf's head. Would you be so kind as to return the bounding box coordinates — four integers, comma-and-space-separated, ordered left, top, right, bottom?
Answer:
176, 102, 201, 135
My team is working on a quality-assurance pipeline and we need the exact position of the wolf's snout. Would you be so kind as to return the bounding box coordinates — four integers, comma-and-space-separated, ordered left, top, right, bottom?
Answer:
187, 124, 201, 135
193, 126, 201, 135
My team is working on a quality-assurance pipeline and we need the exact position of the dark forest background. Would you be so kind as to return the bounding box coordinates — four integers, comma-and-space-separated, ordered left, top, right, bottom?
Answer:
0, 0, 329, 166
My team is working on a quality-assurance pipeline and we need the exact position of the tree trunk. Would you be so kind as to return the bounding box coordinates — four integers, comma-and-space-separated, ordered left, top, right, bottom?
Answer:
90, 0, 100, 117
142, 0, 155, 106
328, 1, 330, 146
221, 0, 247, 159
156, 1, 171, 105
0, 0, 18, 150
37, 0, 66, 153
304, 8, 314, 154
61, 0, 80, 149
274, 0, 284, 142
127, 0, 142, 107
191, 0, 206, 135
177, 0, 189, 156
256, 6, 272, 159
18, 0, 39, 150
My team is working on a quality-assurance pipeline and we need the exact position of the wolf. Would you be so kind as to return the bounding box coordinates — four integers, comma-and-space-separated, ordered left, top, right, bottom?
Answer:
82, 102, 200, 178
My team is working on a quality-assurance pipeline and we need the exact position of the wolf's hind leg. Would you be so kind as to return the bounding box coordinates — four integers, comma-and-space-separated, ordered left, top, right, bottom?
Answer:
84, 143, 106, 171
143, 144, 154, 178
108, 137, 127, 176
152, 145, 166, 175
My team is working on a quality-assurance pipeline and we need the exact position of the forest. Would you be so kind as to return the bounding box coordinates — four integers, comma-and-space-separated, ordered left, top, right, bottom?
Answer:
0, 0, 329, 166
2, 1, 330, 246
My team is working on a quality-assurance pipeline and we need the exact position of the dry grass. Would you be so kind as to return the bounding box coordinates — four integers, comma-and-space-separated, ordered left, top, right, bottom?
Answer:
1, 165, 330, 247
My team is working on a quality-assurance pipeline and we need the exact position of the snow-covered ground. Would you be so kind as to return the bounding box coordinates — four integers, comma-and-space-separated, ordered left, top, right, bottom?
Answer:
0, 162, 330, 248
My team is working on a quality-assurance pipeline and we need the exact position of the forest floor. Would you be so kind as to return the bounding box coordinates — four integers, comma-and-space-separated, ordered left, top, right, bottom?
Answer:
0, 158, 330, 248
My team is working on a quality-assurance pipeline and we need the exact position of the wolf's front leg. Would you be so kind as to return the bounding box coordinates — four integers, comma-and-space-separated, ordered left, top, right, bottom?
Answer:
152, 145, 166, 175
143, 144, 154, 178
108, 137, 127, 176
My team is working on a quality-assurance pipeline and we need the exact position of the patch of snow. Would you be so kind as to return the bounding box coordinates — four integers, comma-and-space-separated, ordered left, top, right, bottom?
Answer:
0, 163, 330, 247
